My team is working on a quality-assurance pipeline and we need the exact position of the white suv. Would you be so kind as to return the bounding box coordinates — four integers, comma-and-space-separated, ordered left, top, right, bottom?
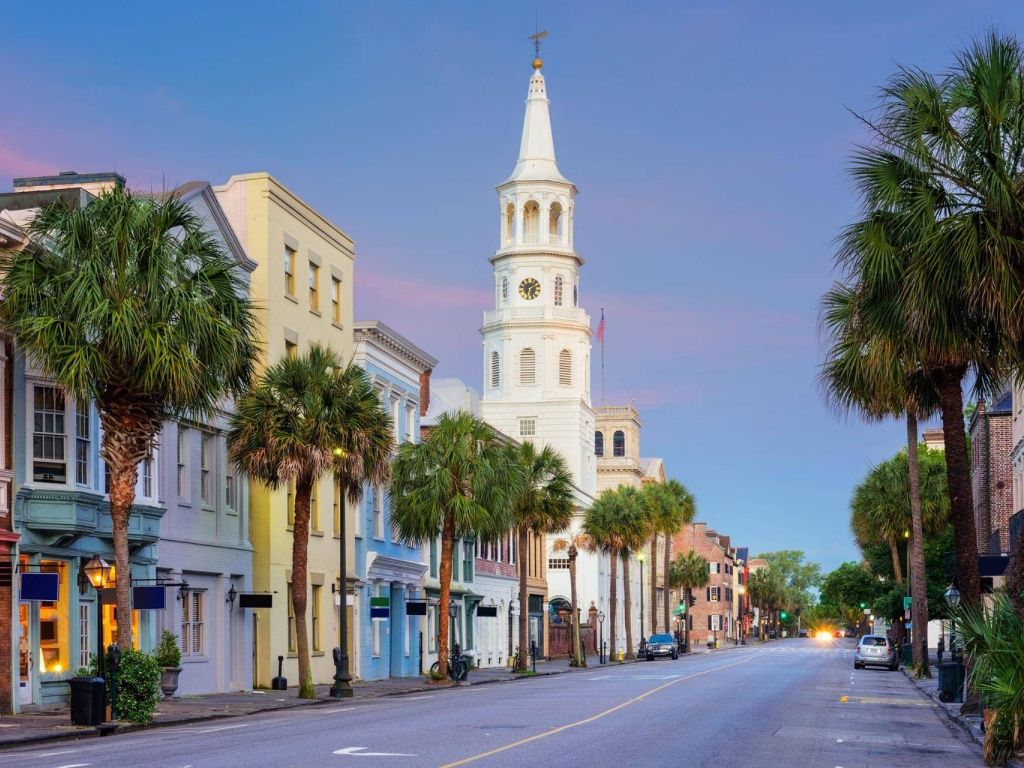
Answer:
854, 635, 897, 671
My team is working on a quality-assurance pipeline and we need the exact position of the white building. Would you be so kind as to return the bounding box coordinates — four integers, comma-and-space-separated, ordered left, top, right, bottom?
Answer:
478, 55, 610, 649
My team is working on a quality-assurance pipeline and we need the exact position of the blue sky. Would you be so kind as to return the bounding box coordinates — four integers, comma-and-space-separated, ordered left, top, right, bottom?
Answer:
4, 2, 1022, 572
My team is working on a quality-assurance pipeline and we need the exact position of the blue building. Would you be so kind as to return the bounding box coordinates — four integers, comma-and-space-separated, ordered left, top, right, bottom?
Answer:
352, 321, 436, 680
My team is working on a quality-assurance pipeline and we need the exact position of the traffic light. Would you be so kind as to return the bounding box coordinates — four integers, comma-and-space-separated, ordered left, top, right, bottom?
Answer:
859, 602, 867, 609
688, 593, 697, 607
780, 611, 789, 621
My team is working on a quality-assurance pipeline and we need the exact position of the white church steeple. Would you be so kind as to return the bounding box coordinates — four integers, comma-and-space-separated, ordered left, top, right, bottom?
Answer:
504, 59, 569, 185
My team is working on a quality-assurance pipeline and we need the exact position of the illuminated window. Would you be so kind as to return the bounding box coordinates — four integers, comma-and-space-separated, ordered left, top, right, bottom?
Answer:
37, 560, 68, 675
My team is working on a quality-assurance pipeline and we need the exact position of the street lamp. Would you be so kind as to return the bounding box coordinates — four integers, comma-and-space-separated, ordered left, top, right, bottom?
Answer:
82, 556, 114, 680
944, 584, 961, 661
597, 610, 606, 665
330, 447, 353, 699
637, 550, 646, 655
448, 598, 459, 658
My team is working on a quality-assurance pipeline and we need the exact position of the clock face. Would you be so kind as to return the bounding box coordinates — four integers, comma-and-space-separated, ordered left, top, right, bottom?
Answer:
519, 277, 541, 300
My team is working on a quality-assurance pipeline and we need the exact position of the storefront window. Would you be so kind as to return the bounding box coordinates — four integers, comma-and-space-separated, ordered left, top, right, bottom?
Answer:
38, 560, 69, 675
102, 602, 139, 650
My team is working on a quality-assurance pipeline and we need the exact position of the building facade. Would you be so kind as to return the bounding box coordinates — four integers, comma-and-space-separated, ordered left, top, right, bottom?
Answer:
670, 523, 736, 648
215, 172, 356, 688
352, 321, 435, 680
970, 392, 1013, 553
0, 247, 17, 711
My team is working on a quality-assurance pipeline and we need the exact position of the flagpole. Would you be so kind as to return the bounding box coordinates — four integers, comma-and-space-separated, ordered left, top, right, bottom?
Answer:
600, 308, 605, 404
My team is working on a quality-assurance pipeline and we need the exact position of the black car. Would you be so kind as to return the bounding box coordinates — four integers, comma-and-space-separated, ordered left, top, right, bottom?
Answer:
645, 633, 678, 661
843, 628, 856, 638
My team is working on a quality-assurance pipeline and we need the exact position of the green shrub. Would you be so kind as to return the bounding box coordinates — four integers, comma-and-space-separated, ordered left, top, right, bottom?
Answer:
154, 630, 182, 668
114, 649, 161, 724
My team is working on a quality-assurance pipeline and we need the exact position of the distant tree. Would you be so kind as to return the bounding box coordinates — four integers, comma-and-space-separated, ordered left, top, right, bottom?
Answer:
668, 549, 709, 650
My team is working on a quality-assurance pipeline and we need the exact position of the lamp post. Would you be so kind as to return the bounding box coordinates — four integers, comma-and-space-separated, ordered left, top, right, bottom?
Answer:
598, 610, 606, 665
82, 556, 114, 680
448, 598, 459, 663
507, 597, 516, 663
330, 449, 353, 699
637, 550, 646, 655
944, 584, 961, 660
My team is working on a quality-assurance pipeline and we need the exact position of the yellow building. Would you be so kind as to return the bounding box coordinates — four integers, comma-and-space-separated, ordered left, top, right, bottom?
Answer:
215, 173, 355, 688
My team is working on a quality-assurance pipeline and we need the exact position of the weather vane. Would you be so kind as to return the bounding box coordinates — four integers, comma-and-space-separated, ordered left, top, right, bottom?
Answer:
528, 29, 548, 70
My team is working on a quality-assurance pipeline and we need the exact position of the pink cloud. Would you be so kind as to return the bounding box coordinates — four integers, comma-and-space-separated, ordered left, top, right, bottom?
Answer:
0, 142, 52, 179
358, 269, 491, 311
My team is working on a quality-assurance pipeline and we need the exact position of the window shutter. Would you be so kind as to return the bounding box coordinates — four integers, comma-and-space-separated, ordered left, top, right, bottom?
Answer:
520, 348, 536, 385
558, 349, 572, 386
554, 276, 563, 306
490, 352, 500, 388
707, 615, 712, 631
706, 587, 711, 601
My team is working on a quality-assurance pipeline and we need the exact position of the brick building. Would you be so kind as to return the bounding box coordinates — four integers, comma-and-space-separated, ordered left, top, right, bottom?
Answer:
970, 392, 1013, 553
670, 523, 736, 649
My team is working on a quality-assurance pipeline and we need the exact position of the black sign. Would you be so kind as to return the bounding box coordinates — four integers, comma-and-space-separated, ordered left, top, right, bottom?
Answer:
477, 605, 498, 617
405, 600, 427, 616
132, 586, 166, 610
20, 573, 59, 601
239, 593, 273, 609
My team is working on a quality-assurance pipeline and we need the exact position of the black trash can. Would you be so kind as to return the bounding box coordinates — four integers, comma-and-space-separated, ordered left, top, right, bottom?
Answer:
902, 643, 913, 667
937, 661, 964, 703
69, 676, 106, 726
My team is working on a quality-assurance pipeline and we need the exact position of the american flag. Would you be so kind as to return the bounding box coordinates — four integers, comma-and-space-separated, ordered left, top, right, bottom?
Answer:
596, 309, 605, 343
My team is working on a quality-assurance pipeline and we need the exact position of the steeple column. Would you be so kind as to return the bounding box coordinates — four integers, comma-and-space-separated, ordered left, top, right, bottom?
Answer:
515, 197, 525, 245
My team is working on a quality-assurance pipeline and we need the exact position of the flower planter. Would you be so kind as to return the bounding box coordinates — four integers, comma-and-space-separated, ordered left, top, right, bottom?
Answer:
160, 666, 182, 698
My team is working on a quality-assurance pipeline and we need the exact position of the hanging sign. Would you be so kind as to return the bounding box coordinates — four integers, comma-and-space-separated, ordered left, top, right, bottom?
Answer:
20, 573, 59, 601
132, 586, 166, 610
239, 593, 273, 609
477, 605, 498, 617
370, 596, 390, 619
406, 600, 427, 616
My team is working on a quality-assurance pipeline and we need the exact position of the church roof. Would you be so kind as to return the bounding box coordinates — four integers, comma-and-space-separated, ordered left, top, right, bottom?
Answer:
502, 66, 571, 185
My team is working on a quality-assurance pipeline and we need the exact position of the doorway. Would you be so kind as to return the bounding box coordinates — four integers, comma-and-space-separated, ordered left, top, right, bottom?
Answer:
17, 604, 31, 705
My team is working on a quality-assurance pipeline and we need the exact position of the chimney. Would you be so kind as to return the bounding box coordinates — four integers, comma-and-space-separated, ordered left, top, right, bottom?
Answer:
419, 369, 432, 417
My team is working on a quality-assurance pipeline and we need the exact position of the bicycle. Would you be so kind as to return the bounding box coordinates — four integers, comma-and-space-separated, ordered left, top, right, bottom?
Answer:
430, 643, 469, 681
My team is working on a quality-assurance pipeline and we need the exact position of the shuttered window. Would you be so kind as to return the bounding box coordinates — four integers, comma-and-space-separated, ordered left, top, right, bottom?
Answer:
490, 351, 500, 389
520, 348, 536, 385
559, 349, 572, 386
554, 276, 563, 306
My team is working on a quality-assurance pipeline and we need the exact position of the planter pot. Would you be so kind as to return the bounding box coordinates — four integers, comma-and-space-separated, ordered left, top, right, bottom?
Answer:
160, 666, 182, 698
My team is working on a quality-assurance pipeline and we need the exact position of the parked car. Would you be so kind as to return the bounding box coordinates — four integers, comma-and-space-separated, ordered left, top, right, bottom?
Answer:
854, 635, 897, 671
798, 629, 808, 638
834, 630, 844, 638
843, 628, 856, 638
645, 633, 678, 661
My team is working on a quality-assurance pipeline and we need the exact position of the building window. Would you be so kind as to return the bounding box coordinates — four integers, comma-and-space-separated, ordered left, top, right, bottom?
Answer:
391, 399, 401, 446
558, 350, 572, 386
430, 538, 438, 578
225, 469, 236, 511
287, 479, 296, 527
520, 348, 536, 385
509, 535, 516, 565
709, 586, 720, 602
284, 245, 296, 296
142, 453, 154, 498
554, 276, 563, 306
709, 562, 720, 574
287, 585, 296, 653
613, 430, 625, 457
33, 386, 66, 484
428, 605, 438, 652
177, 427, 188, 498
405, 404, 415, 444
331, 277, 342, 323
374, 485, 384, 539
311, 481, 320, 531
548, 558, 570, 570
37, 560, 68, 674
595, 431, 604, 457
463, 541, 474, 582
501, 276, 509, 302
285, 339, 298, 359
519, 418, 536, 437
200, 432, 212, 505
75, 400, 90, 486
308, 262, 320, 312
311, 584, 322, 652
181, 591, 204, 657
490, 351, 500, 389
79, 603, 91, 670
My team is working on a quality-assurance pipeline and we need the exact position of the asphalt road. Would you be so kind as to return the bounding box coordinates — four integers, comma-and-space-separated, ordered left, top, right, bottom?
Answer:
0, 639, 983, 768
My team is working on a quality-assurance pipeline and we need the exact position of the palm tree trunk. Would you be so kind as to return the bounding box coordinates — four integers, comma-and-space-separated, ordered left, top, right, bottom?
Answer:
906, 413, 930, 675
663, 534, 672, 636
291, 474, 315, 698
649, 536, 658, 635
438, 511, 456, 679
622, 552, 635, 660
608, 550, 618, 661
517, 526, 530, 672
101, 423, 148, 650
888, 541, 904, 584
569, 549, 582, 666
935, 367, 981, 610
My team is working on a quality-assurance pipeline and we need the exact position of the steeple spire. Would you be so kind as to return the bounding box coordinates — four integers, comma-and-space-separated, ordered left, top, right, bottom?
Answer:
504, 36, 569, 185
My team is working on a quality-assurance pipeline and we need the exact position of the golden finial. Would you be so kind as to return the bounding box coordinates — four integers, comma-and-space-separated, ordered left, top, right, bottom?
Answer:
529, 30, 548, 71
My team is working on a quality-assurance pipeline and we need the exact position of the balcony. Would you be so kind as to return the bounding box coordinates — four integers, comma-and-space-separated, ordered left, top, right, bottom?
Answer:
502, 232, 569, 249
483, 306, 590, 329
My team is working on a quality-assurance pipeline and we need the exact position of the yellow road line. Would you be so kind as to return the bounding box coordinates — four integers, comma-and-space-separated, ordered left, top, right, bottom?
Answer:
437, 655, 757, 768
840, 695, 848, 703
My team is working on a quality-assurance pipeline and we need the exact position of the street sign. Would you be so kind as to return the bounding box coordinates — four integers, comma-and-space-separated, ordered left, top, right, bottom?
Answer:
903, 596, 912, 611
370, 596, 390, 619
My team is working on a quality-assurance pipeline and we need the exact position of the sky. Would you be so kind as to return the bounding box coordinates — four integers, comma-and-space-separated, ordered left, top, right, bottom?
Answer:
4, 1, 1023, 573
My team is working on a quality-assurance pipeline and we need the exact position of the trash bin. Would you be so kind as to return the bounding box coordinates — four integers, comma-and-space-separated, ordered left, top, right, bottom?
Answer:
937, 661, 964, 703
69, 676, 106, 726
902, 643, 913, 667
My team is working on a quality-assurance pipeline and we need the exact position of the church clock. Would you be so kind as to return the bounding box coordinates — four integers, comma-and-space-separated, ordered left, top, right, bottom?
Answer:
518, 277, 541, 300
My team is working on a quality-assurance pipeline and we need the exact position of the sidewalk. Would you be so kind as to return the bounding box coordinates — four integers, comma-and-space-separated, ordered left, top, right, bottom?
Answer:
0, 658, 581, 750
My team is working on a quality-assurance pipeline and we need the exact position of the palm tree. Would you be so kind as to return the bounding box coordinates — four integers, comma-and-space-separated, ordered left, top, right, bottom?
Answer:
617, 486, 651, 660
660, 480, 695, 633
551, 531, 592, 667
640, 483, 671, 635
0, 186, 258, 648
390, 411, 518, 679
669, 549, 709, 651
506, 442, 574, 672
583, 488, 628, 661
228, 344, 391, 697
